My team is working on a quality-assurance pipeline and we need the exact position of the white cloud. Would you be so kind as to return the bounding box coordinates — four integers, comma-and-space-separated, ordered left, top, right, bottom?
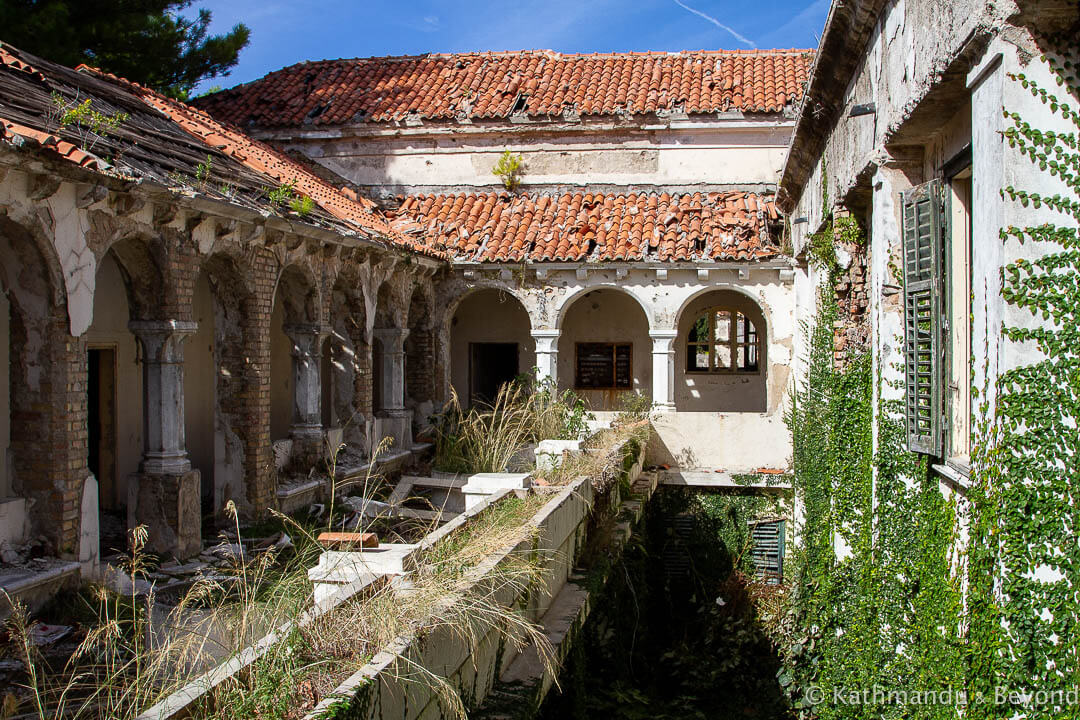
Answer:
671, 0, 756, 48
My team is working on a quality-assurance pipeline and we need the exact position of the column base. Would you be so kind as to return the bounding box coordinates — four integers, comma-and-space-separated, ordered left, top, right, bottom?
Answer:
127, 470, 201, 560
289, 426, 326, 471
374, 414, 413, 453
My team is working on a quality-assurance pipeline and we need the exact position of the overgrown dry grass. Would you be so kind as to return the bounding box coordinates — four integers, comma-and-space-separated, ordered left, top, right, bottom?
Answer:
433, 380, 592, 474
4, 390, 651, 720
2, 487, 554, 720
538, 418, 652, 492
202, 492, 553, 720
434, 384, 537, 474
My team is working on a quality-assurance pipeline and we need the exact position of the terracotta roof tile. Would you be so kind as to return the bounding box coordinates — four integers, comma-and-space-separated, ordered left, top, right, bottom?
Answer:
74, 65, 445, 260
389, 190, 780, 263
0, 116, 102, 169
0, 42, 446, 261
194, 49, 812, 128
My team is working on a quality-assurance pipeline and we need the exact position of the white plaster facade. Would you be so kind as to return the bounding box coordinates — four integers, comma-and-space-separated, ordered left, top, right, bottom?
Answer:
267, 106, 800, 474
782, 0, 1078, 492
437, 263, 796, 472
259, 116, 792, 197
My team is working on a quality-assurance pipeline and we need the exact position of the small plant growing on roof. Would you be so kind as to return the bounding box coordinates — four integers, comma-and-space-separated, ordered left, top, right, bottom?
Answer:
267, 182, 295, 207
492, 150, 525, 191
289, 194, 315, 216
194, 154, 213, 188
49, 91, 128, 153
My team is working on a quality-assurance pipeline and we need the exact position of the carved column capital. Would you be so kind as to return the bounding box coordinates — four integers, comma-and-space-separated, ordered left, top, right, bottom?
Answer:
129, 320, 198, 363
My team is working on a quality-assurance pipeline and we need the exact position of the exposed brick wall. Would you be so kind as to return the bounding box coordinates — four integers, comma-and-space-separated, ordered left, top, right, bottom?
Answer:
9, 305, 87, 556
163, 229, 199, 322
832, 238, 870, 369
243, 247, 280, 514
406, 329, 435, 403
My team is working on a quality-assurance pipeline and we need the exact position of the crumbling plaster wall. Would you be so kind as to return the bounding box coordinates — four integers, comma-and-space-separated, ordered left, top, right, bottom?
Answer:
787, 6, 1076, 485
271, 119, 791, 194
0, 154, 442, 560
436, 264, 795, 471
791, 0, 998, 254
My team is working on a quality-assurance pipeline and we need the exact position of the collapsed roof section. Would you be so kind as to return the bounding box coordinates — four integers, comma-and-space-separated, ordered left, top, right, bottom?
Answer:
390, 190, 781, 263
0, 42, 448, 260
193, 49, 813, 128
0, 42, 791, 266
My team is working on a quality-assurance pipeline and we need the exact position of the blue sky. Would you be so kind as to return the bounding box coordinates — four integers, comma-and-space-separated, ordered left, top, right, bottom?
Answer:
189, 0, 829, 93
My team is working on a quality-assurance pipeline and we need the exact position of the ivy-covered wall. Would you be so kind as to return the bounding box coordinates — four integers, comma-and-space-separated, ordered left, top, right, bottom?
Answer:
779, 32, 1080, 720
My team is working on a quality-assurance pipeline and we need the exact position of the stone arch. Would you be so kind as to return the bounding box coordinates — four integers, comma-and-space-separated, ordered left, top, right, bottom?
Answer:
449, 286, 535, 407
443, 282, 537, 332
673, 288, 769, 412
555, 284, 653, 332
0, 215, 80, 556
672, 284, 773, 338
273, 263, 320, 326
557, 287, 651, 410
102, 234, 169, 321
185, 252, 255, 518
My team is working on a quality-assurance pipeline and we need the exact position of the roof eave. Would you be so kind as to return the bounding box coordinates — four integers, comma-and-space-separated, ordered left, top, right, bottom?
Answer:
777, 0, 889, 214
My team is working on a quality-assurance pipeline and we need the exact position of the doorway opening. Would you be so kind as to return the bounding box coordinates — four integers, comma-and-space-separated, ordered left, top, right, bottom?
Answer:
469, 342, 519, 407
87, 346, 125, 556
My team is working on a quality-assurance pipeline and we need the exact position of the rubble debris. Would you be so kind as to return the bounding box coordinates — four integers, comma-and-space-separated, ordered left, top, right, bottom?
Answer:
29, 623, 72, 646
317, 532, 379, 549
103, 564, 155, 596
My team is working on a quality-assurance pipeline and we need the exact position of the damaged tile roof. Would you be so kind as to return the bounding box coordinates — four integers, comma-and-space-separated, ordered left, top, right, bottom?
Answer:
0, 42, 446, 260
193, 49, 812, 128
389, 190, 780, 263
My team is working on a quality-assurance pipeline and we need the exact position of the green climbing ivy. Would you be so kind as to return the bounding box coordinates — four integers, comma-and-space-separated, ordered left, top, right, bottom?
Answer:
779, 36, 1080, 720
780, 223, 963, 719
974, 35, 1080, 720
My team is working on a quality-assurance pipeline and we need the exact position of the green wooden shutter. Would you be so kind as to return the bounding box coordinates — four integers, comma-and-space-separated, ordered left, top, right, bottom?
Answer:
751, 520, 785, 585
901, 180, 944, 455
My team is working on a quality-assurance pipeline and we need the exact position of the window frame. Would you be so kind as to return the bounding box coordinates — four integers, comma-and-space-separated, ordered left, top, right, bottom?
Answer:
573, 341, 634, 390
684, 305, 762, 375
942, 151, 973, 475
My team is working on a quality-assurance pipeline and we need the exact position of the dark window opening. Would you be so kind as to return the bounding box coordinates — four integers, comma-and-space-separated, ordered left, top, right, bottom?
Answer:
575, 342, 632, 390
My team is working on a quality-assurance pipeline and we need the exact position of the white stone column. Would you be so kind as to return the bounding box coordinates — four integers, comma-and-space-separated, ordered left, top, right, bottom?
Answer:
650, 331, 677, 411
532, 330, 560, 385
128, 320, 201, 558
284, 324, 326, 439
130, 320, 197, 474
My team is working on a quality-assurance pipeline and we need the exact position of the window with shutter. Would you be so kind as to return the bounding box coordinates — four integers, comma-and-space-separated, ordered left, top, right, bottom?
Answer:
901, 180, 945, 455
750, 520, 785, 585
